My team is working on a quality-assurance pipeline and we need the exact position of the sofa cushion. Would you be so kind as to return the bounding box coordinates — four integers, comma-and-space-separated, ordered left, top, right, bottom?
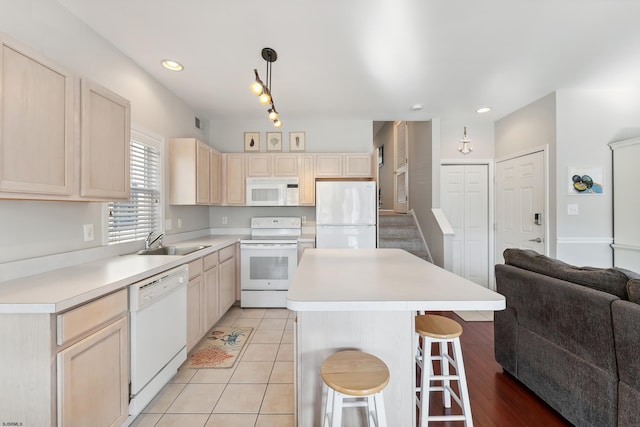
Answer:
503, 248, 637, 299
628, 279, 640, 304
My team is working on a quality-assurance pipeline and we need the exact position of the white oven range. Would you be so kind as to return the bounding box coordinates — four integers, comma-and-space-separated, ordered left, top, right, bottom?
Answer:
240, 217, 301, 308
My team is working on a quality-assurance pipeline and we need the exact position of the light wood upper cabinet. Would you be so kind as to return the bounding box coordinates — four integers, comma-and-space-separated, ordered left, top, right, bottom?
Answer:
223, 153, 246, 205
247, 153, 299, 178
170, 138, 213, 205
210, 148, 222, 204
170, 148, 373, 205
315, 154, 343, 177
196, 141, 211, 204
344, 153, 373, 177
246, 154, 273, 177
299, 154, 315, 205
315, 153, 373, 178
80, 79, 131, 200
0, 34, 75, 197
274, 154, 298, 176
0, 33, 131, 202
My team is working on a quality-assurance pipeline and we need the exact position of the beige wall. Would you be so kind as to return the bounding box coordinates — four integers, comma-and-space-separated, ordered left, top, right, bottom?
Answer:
373, 122, 395, 210
0, 0, 210, 265
494, 93, 557, 257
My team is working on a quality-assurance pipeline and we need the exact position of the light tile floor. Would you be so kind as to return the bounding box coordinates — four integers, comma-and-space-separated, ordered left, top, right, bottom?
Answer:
131, 307, 295, 427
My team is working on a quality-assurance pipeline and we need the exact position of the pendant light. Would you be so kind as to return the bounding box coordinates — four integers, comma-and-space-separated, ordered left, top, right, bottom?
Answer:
249, 48, 282, 128
458, 126, 473, 154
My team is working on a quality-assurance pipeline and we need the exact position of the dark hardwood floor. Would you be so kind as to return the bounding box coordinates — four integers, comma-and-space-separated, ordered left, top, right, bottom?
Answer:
419, 311, 573, 427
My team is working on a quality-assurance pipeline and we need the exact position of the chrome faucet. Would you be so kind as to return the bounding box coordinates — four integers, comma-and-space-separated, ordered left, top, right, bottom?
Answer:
145, 231, 164, 250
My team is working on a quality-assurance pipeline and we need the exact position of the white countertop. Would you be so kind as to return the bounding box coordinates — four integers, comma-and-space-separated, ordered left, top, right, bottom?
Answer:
0, 235, 245, 314
287, 248, 505, 311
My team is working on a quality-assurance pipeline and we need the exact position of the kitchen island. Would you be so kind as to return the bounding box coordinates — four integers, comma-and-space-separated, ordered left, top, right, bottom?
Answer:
287, 248, 506, 427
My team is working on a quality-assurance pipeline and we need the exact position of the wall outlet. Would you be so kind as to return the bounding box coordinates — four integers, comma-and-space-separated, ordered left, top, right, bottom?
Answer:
165, 219, 172, 231
222, 216, 228, 225
301, 216, 307, 224
177, 218, 183, 229
83, 224, 94, 242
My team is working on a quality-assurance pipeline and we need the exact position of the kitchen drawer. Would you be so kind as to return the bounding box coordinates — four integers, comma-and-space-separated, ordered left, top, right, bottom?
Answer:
56, 289, 127, 346
188, 258, 204, 279
204, 251, 219, 270
219, 244, 235, 262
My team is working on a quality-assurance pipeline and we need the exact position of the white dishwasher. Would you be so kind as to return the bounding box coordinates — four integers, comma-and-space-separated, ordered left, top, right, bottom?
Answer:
128, 265, 188, 417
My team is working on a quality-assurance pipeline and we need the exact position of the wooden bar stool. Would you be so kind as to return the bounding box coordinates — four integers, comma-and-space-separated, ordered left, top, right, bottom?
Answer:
320, 350, 389, 427
415, 314, 473, 427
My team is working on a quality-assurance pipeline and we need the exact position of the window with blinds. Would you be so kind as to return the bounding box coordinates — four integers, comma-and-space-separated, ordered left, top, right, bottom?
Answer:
107, 133, 161, 244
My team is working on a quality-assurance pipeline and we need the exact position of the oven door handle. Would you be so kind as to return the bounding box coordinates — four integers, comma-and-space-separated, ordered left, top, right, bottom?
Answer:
241, 243, 298, 249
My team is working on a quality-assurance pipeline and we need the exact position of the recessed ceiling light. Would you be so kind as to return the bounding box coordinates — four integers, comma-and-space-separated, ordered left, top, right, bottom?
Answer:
476, 107, 491, 114
161, 59, 184, 71
411, 104, 423, 111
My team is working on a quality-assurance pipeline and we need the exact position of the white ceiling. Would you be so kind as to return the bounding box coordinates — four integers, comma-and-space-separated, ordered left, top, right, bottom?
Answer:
58, 0, 640, 123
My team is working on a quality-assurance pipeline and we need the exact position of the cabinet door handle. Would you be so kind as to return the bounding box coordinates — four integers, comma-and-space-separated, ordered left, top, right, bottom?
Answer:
528, 237, 542, 243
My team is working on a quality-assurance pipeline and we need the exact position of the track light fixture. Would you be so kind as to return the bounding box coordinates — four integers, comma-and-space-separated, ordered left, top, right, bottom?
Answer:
249, 47, 282, 128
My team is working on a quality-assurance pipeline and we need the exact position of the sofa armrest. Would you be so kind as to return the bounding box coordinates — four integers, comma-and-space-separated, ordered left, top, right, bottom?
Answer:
495, 264, 619, 374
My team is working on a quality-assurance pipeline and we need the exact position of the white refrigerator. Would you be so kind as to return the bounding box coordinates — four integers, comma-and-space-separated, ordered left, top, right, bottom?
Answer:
315, 180, 377, 249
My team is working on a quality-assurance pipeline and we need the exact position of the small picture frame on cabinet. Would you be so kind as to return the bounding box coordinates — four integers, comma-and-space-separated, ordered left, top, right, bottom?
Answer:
289, 131, 305, 151
244, 132, 260, 152
266, 132, 282, 151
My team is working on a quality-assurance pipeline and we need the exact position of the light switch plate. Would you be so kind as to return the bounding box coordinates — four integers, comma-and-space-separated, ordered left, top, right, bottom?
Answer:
567, 204, 579, 216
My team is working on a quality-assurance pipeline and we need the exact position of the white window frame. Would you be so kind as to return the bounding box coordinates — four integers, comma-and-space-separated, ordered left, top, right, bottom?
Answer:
103, 128, 164, 247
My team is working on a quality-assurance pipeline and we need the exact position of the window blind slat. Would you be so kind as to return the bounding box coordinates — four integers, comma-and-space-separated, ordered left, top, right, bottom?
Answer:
108, 138, 161, 245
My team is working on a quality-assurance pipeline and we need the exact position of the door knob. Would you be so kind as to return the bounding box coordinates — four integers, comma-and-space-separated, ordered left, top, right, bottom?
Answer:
529, 237, 542, 243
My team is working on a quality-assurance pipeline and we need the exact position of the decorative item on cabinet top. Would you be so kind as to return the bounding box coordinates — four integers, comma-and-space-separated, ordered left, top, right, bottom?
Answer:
244, 132, 260, 152
267, 132, 282, 152
289, 132, 305, 152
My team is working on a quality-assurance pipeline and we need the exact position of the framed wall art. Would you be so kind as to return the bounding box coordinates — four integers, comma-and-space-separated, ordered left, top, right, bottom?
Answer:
266, 132, 282, 151
244, 132, 260, 152
568, 167, 604, 195
289, 131, 305, 151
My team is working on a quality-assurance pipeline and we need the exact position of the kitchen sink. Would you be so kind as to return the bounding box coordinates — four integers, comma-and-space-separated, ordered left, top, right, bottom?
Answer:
137, 245, 210, 256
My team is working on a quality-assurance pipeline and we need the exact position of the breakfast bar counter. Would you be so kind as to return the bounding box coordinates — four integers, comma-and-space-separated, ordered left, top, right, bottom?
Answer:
286, 248, 505, 426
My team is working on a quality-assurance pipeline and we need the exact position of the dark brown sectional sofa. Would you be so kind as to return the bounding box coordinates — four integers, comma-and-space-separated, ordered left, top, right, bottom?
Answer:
494, 248, 640, 427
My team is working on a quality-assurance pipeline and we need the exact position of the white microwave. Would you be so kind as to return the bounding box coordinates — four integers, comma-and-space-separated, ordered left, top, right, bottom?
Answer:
246, 177, 299, 206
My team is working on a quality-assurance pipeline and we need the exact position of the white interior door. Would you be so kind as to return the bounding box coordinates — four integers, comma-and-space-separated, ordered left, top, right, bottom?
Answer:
441, 164, 489, 287
495, 150, 546, 264
393, 121, 408, 213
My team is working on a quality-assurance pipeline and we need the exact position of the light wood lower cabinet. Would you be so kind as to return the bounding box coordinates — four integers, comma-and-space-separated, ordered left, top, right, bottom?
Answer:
186, 244, 237, 352
219, 255, 236, 314
57, 316, 128, 427
0, 288, 129, 427
186, 258, 205, 352
204, 251, 220, 331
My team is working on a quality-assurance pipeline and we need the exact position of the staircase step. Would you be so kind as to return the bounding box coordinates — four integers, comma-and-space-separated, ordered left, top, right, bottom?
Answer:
378, 214, 414, 226
378, 226, 420, 239
378, 237, 424, 251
